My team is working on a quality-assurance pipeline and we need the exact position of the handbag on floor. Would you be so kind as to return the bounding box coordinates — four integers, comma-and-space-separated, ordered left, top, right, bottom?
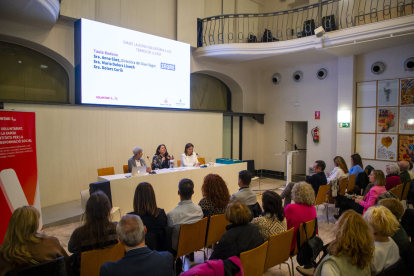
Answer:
296, 218, 324, 266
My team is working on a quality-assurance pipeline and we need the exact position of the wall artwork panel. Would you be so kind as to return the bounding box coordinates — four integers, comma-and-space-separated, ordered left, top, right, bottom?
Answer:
377, 79, 399, 106
398, 134, 414, 162
377, 107, 398, 133
400, 78, 414, 105
357, 81, 377, 107
376, 134, 397, 161
399, 107, 414, 134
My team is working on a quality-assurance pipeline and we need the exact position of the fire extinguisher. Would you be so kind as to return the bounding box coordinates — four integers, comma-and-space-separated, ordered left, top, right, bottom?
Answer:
311, 126, 319, 143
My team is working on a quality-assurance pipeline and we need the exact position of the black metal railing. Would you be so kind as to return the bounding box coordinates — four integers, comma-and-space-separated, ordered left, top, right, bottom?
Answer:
197, 0, 414, 47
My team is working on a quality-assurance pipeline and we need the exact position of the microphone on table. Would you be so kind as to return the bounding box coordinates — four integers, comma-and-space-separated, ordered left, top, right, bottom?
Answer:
147, 156, 156, 174
196, 153, 205, 164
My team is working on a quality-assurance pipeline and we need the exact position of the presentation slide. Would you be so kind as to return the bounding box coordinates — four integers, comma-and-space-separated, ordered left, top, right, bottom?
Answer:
75, 18, 190, 109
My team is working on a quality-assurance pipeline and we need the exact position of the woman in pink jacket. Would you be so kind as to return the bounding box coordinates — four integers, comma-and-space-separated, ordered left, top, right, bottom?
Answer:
336, 170, 387, 218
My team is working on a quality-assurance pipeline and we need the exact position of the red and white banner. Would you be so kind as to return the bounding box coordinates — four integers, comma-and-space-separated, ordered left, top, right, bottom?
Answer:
0, 111, 41, 243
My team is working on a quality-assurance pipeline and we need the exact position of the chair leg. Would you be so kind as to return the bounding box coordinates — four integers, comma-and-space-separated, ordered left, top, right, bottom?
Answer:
325, 203, 329, 224
174, 259, 177, 276
290, 257, 295, 276
118, 209, 121, 220
283, 262, 292, 276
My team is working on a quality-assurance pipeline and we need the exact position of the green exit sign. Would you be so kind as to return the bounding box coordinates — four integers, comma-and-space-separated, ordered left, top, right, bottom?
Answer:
339, 123, 350, 128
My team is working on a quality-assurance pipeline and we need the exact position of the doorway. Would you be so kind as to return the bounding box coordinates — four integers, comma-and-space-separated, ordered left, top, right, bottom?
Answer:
285, 121, 307, 179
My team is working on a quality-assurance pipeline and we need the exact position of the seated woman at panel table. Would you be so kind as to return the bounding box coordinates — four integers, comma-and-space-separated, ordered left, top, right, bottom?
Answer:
181, 143, 201, 167
128, 147, 152, 173
326, 156, 349, 183
68, 191, 118, 275
152, 144, 173, 170
0, 206, 69, 276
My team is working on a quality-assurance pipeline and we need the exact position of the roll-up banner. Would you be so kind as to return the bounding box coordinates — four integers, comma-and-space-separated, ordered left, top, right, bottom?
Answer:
0, 110, 41, 243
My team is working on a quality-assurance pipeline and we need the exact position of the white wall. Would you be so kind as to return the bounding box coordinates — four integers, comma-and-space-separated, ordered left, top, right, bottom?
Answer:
5, 103, 223, 207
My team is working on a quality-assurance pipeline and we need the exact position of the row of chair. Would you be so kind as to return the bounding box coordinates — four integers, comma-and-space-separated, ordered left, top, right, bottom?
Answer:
96, 157, 207, 176
390, 182, 411, 201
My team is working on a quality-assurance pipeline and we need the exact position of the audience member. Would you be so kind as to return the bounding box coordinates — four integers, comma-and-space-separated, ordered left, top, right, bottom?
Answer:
252, 191, 287, 241
152, 144, 173, 170
349, 153, 364, 176
363, 206, 400, 274
127, 147, 151, 173
378, 198, 409, 248
399, 160, 411, 186
284, 182, 317, 252
209, 200, 264, 260
100, 214, 173, 276
336, 170, 386, 218
198, 174, 230, 218
385, 163, 402, 191
167, 178, 203, 252
401, 209, 414, 242
127, 182, 167, 250
230, 170, 256, 205
68, 191, 118, 275
281, 161, 326, 208
311, 210, 374, 276
407, 160, 414, 179
0, 206, 68, 276
326, 156, 349, 183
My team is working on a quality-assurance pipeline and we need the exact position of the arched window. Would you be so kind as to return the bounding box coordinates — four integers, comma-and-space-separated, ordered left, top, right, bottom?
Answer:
190, 73, 231, 111
0, 41, 69, 103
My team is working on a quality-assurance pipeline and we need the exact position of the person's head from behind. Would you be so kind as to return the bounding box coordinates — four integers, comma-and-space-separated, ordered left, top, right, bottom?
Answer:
202, 174, 230, 208
378, 198, 404, 221
261, 190, 284, 221
291, 182, 315, 206
351, 153, 363, 168
363, 206, 399, 239
178, 178, 194, 200
0, 206, 44, 265
368, 170, 385, 186
133, 182, 159, 217
313, 160, 326, 173
238, 170, 252, 187
116, 214, 146, 249
184, 143, 194, 156
333, 156, 349, 173
84, 191, 113, 245
226, 200, 251, 225
398, 160, 409, 173
328, 210, 374, 270
132, 147, 143, 160
385, 163, 400, 176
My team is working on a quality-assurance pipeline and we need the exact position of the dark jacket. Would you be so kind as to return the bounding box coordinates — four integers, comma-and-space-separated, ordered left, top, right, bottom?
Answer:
355, 171, 369, 191
209, 223, 264, 261
100, 246, 174, 276
306, 172, 327, 196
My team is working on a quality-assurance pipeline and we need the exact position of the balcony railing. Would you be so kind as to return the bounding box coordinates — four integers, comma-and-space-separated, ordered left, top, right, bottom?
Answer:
197, 0, 414, 47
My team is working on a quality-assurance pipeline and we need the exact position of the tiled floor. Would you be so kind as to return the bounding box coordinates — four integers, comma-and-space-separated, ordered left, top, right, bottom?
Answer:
44, 177, 337, 275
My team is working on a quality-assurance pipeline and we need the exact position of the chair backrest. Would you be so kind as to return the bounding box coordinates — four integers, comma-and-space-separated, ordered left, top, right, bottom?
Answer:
122, 165, 128, 174
390, 184, 403, 201
80, 189, 90, 212
264, 228, 294, 271
240, 241, 269, 276
205, 214, 231, 247
347, 174, 356, 192
314, 184, 330, 206
326, 181, 333, 201
5, 256, 67, 276
294, 218, 316, 256
402, 182, 411, 201
97, 167, 115, 177
197, 157, 205, 164
365, 169, 368, 174
376, 258, 408, 276
80, 242, 124, 276
176, 217, 208, 258
339, 178, 348, 195
177, 160, 181, 167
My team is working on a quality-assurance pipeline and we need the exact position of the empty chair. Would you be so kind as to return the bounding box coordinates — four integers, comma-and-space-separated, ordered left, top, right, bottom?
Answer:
177, 160, 181, 167
240, 241, 269, 276
97, 167, 115, 177
122, 165, 128, 174
80, 242, 124, 276
197, 157, 205, 165
264, 228, 294, 274
314, 183, 331, 223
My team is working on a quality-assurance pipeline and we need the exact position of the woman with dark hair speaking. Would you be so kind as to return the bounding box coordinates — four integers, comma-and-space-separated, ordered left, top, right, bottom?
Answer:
68, 191, 118, 275
181, 143, 200, 167
152, 144, 173, 170
252, 190, 287, 241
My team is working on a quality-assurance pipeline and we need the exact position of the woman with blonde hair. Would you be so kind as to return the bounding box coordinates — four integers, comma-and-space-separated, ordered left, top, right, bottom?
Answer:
313, 210, 374, 276
0, 206, 68, 276
326, 156, 349, 183
363, 206, 400, 274
284, 181, 317, 252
